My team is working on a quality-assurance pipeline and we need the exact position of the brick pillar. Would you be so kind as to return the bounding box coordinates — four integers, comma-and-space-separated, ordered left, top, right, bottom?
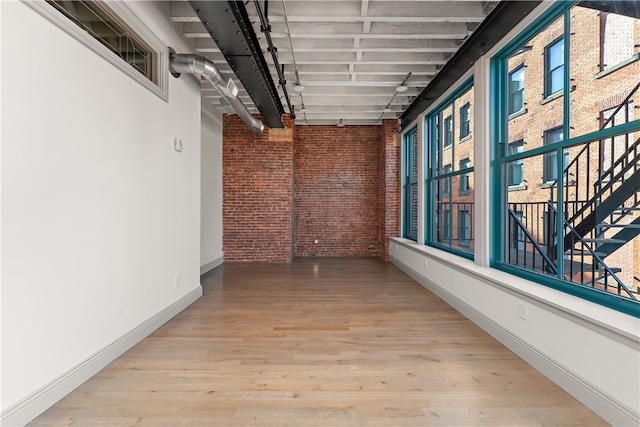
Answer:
380, 119, 401, 260
222, 114, 295, 262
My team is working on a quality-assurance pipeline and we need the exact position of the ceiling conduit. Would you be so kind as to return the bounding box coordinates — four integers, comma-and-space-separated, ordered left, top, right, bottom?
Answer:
170, 52, 265, 135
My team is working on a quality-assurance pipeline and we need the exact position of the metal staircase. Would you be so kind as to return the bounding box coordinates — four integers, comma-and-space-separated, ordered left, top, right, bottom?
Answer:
509, 83, 639, 300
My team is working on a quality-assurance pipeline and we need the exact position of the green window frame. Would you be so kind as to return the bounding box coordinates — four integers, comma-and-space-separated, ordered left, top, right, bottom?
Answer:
402, 126, 419, 241
459, 103, 471, 139
425, 78, 474, 258
491, 1, 640, 317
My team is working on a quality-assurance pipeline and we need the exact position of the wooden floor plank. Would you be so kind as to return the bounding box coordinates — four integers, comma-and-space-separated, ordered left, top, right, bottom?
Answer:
29, 258, 608, 426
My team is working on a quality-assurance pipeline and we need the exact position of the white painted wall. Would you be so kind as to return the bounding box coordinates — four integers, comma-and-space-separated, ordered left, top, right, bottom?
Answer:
200, 98, 224, 273
1, 1, 202, 423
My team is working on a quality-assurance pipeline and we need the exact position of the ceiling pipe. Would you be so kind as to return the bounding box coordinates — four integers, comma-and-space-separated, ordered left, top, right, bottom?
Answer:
170, 52, 264, 135
253, 0, 296, 120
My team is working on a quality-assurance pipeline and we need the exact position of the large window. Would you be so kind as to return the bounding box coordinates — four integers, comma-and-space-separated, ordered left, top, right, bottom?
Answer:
426, 79, 474, 257
403, 127, 419, 241
508, 66, 525, 115
494, 0, 640, 314
544, 37, 564, 97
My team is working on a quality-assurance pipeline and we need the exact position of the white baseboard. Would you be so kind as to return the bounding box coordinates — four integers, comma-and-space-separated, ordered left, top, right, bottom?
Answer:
1, 286, 203, 427
390, 257, 638, 427
200, 256, 223, 275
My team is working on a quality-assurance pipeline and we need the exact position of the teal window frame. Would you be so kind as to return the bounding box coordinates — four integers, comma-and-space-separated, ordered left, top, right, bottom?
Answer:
444, 116, 453, 147
506, 140, 524, 186
402, 126, 419, 241
425, 77, 474, 260
490, 1, 640, 317
459, 158, 471, 194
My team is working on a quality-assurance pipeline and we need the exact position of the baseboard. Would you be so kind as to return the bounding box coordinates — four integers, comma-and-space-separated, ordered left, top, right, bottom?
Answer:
1, 286, 203, 427
200, 256, 223, 275
390, 257, 638, 427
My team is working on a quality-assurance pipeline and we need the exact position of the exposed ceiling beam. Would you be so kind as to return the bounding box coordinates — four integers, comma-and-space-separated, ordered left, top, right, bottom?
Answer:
256, 16, 486, 23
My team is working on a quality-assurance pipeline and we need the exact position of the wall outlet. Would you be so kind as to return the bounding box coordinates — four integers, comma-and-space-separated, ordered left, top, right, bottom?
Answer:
517, 301, 528, 320
424, 259, 428, 267
173, 137, 183, 152
314, 239, 319, 244
175, 274, 181, 287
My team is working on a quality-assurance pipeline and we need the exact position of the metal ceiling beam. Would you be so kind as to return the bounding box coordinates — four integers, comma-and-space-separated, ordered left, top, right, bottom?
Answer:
188, 1, 285, 128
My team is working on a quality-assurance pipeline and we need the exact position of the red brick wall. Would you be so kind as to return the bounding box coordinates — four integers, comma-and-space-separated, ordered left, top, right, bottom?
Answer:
222, 114, 295, 262
223, 115, 401, 262
294, 125, 383, 257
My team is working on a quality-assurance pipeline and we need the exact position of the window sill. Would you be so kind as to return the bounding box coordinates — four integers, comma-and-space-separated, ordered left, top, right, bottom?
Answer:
508, 183, 528, 191
595, 54, 640, 79
459, 134, 471, 142
389, 237, 639, 345
541, 91, 563, 105
459, 190, 471, 195
508, 108, 528, 120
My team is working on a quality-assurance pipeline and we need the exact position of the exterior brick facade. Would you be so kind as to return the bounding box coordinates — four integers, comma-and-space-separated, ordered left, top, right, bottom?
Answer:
223, 116, 401, 262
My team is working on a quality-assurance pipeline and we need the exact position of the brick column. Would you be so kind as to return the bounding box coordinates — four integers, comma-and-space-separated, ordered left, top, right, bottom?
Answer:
222, 114, 295, 262
380, 119, 401, 260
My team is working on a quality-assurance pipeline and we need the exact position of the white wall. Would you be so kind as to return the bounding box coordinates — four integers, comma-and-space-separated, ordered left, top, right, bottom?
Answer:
200, 98, 224, 273
1, 1, 202, 424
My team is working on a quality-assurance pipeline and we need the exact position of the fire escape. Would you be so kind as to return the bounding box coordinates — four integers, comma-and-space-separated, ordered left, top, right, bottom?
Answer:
508, 82, 640, 300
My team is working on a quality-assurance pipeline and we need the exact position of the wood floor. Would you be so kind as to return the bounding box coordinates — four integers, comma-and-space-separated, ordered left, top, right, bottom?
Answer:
30, 257, 607, 426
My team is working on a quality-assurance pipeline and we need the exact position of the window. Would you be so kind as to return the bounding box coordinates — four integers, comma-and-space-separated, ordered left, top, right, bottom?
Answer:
459, 103, 471, 139
426, 78, 474, 257
26, 0, 168, 100
508, 66, 525, 115
507, 140, 524, 187
544, 38, 564, 97
459, 210, 471, 246
403, 127, 419, 241
442, 164, 452, 196
543, 127, 566, 182
600, 12, 635, 72
459, 159, 470, 194
494, 0, 640, 314
443, 209, 452, 240
444, 116, 453, 147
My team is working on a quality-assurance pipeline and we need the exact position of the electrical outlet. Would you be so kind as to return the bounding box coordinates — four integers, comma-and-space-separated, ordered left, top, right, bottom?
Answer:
517, 301, 528, 320
173, 137, 183, 152
175, 274, 181, 287
424, 259, 428, 267
314, 239, 319, 244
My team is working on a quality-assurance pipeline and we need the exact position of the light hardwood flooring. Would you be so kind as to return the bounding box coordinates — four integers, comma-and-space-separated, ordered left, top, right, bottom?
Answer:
30, 257, 608, 426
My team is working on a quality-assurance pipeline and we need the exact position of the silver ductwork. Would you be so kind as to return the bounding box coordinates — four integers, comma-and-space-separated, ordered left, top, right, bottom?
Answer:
170, 52, 265, 135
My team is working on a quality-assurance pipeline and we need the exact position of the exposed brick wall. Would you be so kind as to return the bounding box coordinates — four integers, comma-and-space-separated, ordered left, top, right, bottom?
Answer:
380, 119, 401, 260
294, 125, 383, 257
223, 115, 401, 262
222, 114, 295, 262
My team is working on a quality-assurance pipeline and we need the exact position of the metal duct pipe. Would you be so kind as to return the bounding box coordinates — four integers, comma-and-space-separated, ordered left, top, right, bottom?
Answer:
170, 52, 264, 135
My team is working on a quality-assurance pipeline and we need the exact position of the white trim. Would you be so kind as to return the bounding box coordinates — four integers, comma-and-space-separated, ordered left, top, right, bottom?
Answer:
22, 0, 169, 101
200, 256, 224, 275
0, 286, 202, 427
389, 248, 639, 427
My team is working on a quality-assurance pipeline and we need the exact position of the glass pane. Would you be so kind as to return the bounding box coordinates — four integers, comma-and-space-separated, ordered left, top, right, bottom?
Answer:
507, 15, 564, 153
569, 1, 640, 140
434, 175, 474, 255
505, 152, 558, 278
560, 131, 639, 300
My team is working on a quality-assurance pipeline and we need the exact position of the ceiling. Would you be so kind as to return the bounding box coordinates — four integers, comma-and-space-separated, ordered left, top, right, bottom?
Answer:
169, 1, 499, 126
